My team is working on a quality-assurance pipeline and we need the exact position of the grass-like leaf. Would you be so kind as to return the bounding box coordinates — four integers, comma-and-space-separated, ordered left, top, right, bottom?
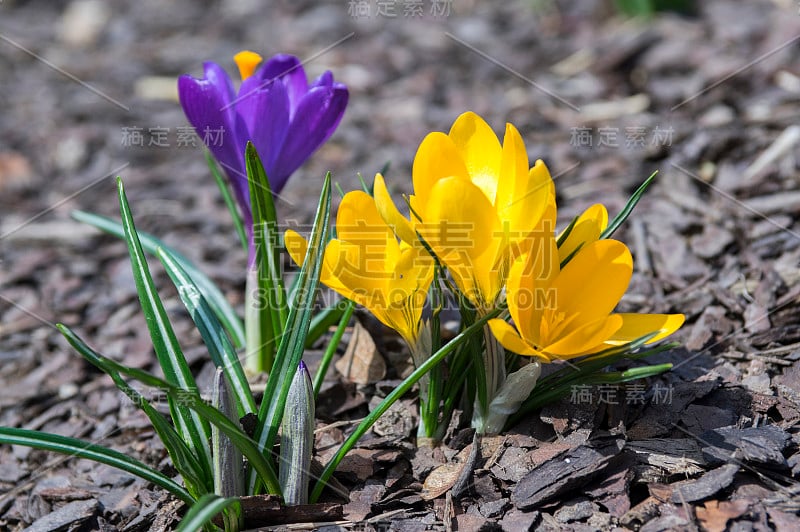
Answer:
251, 172, 331, 494
600, 171, 657, 240
505, 336, 678, 427
59, 323, 209, 495
71, 210, 245, 348
117, 179, 212, 477
175, 493, 241, 532
305, 299, 348, 348
250, 142, 289, 371
157, 247, 256, 418
310, 305, 502, 503
206, 149, 249, 254
0, 426, 193, 504
312, 300, 355, 397
59, 323, 282, 495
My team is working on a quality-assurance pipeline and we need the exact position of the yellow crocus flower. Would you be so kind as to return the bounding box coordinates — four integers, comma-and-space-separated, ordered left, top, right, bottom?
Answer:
284, 190, 433, 349
374, 111, 554, 311
488, 235, 684, 362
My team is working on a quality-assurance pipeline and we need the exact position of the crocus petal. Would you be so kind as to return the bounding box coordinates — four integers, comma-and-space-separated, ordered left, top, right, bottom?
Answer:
421, 176, 498, 260
236, 77, 291, 189
488, 319, 543, 358
549, 239, 632, 327
283, 229, 308, 267
178, 63, 249, 209
418, 176, 500, 304
373, 174, 418, 245
271, 84, 348, 185
606, 313, 685, 345
506, 235, 559, 342
323, 239, 384, 296
254, 54, 309, 115
411, 132, 470, 212
498, 158, 555, 254
284, 229, 348, 295
448, 112, 503, 203
545, 314, 624, 357
494, 123, 531, 229
335, 190, 394, 246
558, 204, 608, 265
310, 70, 333, 89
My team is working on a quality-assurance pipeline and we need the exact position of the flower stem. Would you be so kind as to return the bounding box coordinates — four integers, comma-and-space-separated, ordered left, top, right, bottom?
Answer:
244, 266, 272, 375
471, 322, 506, 434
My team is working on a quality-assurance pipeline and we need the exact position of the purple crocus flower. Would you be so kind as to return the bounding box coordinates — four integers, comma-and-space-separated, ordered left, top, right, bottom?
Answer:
178, 51, 348, 237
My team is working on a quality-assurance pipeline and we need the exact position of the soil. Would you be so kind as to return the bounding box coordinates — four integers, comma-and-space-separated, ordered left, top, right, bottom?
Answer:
2, 0, 800, 530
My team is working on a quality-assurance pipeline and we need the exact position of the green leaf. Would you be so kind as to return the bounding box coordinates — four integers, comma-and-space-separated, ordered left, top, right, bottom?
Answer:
280, 363, 315, 505
59, 323, 209, 495
313, 300, 355, 397
206, 150, 249, 254
116, 179, 212, 477
211, 369, 245, 501
71, 210, 245, 348
600, 171, 657, 240
157, 246, 256, 418
305, 299, 348, 348
310, 305, 502, 503
251, 173, 331, 494
555, 213, 580, 249
505, 337, 678, 427
59, 324, 282, 495
0, 426, 193, 504
175, 493, 241, 532
245, 142, 288, 373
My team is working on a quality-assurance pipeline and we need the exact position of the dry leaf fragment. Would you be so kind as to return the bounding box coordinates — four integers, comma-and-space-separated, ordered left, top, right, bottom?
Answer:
335, 321, 386, 384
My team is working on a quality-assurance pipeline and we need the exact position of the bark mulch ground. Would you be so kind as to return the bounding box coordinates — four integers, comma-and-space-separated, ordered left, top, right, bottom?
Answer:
2, 0, 800, 530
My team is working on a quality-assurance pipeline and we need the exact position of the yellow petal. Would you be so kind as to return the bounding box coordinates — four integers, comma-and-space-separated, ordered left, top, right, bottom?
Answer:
448, 112, 503, 203
505, 254, 530, 337
373, 173, 417, 245
420, 176, 498, 260
533, 162, 557, 235
558, 204, 608, 265
495, 149, 551, 249
513, 162, 557, 260
233, 50, 263, 81
606, 313, 685, 345
335, 190, 394, 245
412, 132, 470, 212
325, 239, 387, 294
488, 319, 542, 358
545, 314, 624, 358
283, 229, 308, 267
417, 176, 499, 305
494, 122, 529, 213
549, 239, 632, 327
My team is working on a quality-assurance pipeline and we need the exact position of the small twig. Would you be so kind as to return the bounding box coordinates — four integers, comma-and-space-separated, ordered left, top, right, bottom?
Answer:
722, 350, 794, 366
313, 418, 366, 434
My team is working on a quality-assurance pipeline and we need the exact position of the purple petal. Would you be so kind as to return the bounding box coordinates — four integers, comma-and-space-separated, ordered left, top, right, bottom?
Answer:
253, 54, 308, 116
235, 78, 291, 191
271, 84, 348, 187
310, 70, 333, 89
178, 63, 251, 215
